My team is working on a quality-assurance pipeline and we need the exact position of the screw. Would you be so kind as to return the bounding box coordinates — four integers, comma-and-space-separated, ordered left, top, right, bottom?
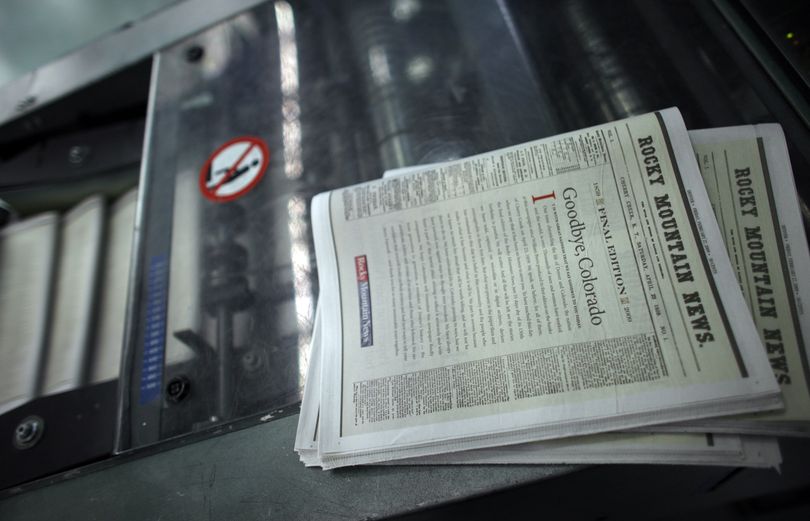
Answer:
185, 45, 204, 63
13, 416, 44, 450
242, 350, 263, 372
166, 375, 190, 403
68, 145, 91, 165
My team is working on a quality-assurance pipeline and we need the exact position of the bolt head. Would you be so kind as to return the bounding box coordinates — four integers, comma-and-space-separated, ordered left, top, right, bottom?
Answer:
242, 349, 263, 372
166, 375, 190, 403
68, 145, 91, 165
185, 45, 204, 63
13, 416, 44, 450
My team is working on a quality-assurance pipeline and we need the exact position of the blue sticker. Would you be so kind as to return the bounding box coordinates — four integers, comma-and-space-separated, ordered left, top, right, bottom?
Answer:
139, 254, 169, 404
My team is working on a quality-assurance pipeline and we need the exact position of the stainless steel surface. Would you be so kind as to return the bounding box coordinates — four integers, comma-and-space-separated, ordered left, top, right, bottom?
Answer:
0, 0, 269, 127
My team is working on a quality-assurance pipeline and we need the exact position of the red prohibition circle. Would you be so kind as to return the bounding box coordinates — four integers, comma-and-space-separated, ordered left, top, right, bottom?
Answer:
198, 136, 270, 202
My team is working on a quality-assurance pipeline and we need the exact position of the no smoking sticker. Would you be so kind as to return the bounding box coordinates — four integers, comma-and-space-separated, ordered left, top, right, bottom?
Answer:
199, 136, 269, 202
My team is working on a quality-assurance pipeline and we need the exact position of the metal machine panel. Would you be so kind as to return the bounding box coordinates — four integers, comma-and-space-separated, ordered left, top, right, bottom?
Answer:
119, 0, 556, 450
2, 0, 810, 515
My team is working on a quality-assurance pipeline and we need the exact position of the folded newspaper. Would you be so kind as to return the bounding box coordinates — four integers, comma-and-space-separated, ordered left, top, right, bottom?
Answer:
637, 125, 810, 436
296, 312, 782, 469
299, 108, 797, 469
377, 124, 810, 438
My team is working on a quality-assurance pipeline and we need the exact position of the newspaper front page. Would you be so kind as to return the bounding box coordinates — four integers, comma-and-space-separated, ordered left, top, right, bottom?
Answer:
385, 125, 810, 437
312, 109, 781, 468
651, 124, 810, 435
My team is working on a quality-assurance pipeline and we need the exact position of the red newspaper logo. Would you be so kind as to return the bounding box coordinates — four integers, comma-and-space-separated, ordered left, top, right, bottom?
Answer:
355, 255, 369, 282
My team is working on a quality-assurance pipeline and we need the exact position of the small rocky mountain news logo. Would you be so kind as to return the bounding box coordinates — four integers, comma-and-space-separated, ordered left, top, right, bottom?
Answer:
355, 255, 373, 347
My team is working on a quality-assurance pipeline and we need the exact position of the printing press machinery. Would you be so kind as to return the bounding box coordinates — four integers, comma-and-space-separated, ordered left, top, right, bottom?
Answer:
1, 0, 810, 519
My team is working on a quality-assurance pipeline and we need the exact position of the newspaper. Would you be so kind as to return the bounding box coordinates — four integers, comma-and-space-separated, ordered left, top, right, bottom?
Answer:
385, 125, 810, 437
91, 188, 138, 384
43, 196, 104, 395
639, 125, 810, 436
386, 434, 781, 468
310, 108, 781, 469
0, 213, 58, 414
296, 313, 782, 469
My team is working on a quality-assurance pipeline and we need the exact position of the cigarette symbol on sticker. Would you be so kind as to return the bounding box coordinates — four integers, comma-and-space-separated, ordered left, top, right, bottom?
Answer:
199, 136, 270, 202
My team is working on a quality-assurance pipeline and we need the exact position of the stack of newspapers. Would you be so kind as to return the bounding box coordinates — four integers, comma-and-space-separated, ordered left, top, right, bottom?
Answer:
1, 190, 137, 415
295, 108, 810, 470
